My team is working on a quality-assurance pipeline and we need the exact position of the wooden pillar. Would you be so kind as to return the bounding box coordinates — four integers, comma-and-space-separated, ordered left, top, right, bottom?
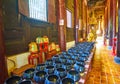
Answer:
57, 0, 66, 51
112, 0, 117, 54
104, 7, 108, 45
113, 0, 116, 36
82, 0, 87, 40
74, 0, 79, 44
86, 7, 89, 36
114, 0, 120, 64
106, 7, 108, 37
82, 0, 84, 39
117, 0, 120, 56
81, 0, 83, 38
86, 6, 88, 39
107, 0, 110, 46
78, 0, 82, 39
0, 0, 8, 83
108, 0, 113, 49
85, 1, 87, 40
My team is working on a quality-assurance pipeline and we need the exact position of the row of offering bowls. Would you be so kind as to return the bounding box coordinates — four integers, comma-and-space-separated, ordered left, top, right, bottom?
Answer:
4, 42, 95, 84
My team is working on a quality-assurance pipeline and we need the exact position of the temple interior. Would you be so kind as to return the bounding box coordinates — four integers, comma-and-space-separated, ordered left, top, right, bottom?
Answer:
0, 0, 120, 84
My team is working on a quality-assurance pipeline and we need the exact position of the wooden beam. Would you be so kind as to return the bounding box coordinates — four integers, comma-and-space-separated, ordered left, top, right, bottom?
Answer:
0, 0, 8, 83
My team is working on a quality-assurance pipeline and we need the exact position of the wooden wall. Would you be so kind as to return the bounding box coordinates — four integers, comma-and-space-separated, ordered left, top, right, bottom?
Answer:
65, 0, 74, 42
65, 0, 83, 42
2, 0, 58, 56
2, 0, 83, 56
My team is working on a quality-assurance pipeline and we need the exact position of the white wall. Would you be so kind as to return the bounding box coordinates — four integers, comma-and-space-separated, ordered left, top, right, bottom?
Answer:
66, 41, 75, 51
7, 52, 30, 68
7, 52, 30, 75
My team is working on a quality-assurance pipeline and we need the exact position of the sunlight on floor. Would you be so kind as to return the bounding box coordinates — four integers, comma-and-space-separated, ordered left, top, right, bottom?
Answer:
96, 36, 104, 48
86, 35, 120, 84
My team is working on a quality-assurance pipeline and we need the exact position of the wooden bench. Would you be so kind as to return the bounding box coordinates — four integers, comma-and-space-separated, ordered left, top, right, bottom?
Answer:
11, 64, 35, 76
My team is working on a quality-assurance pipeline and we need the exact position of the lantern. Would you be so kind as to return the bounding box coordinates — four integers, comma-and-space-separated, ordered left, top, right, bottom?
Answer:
28, 42, 39, 65
36, 37, 44, 52
29, 42, 38, 53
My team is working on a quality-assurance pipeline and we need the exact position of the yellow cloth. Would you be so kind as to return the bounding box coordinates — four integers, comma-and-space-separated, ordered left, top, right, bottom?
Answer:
87, 32, 94, 42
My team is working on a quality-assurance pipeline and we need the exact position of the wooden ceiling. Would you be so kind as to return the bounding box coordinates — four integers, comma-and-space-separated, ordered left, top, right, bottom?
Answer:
87, 0, 105, 7
87, 0, 106, 24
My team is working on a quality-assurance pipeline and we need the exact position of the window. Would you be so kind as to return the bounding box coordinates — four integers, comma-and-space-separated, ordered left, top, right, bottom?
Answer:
29, 0, 47, 21
18, 0, 47, 22
66, 9, 72, 28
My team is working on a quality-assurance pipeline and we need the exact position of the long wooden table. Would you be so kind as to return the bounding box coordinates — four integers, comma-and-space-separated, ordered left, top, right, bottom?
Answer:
11, 64, 35, 76
11, 46, 95, 84
78, 46, 95, 84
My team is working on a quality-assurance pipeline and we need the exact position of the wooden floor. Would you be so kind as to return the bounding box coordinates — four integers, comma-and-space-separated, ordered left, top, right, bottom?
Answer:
86, 37, 120, 84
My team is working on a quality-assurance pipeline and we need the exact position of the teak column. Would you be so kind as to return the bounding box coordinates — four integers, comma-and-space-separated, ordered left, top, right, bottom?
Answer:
105, 7, 108, 38
82, 0, 87, 40
104, 7, 108, 46
0, 0, 8, 83
74, 0, 79, 44
112, 0, 117, 55
57, 0, 66, 51
108, 0, 113, 50
114, 0, 120, 64
107, 0, 110, 41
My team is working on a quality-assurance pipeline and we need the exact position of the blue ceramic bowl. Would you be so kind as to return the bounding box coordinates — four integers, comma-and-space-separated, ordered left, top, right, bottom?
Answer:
68, 49, 72, 52
45, 75, 60, 84
18, 80, 33, 84
78, 56, 87, 61
76, 59, 85, 66
52, 55, 59, 61
74, 64, 85, 73
45, 59, 54, 66
67, 58, 75, 64
67, 70, 80, 82
54, 61, 63, 69
45, 65, 54, 74
72, 55, 78, 60
61, 78, 75, 84
83, 51, 90, 56
64, 55, 71, 59
22, 68, 35, 79
66, 52, 73, 56
4, 76, 21, 84
35, 63, 46, 71
63, 63, 72, 71
55, 68, 67, 79
59, 57, 67, 63
62, 51, 67, 55
33, 71, 47, 83
73, 53, 79, 57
